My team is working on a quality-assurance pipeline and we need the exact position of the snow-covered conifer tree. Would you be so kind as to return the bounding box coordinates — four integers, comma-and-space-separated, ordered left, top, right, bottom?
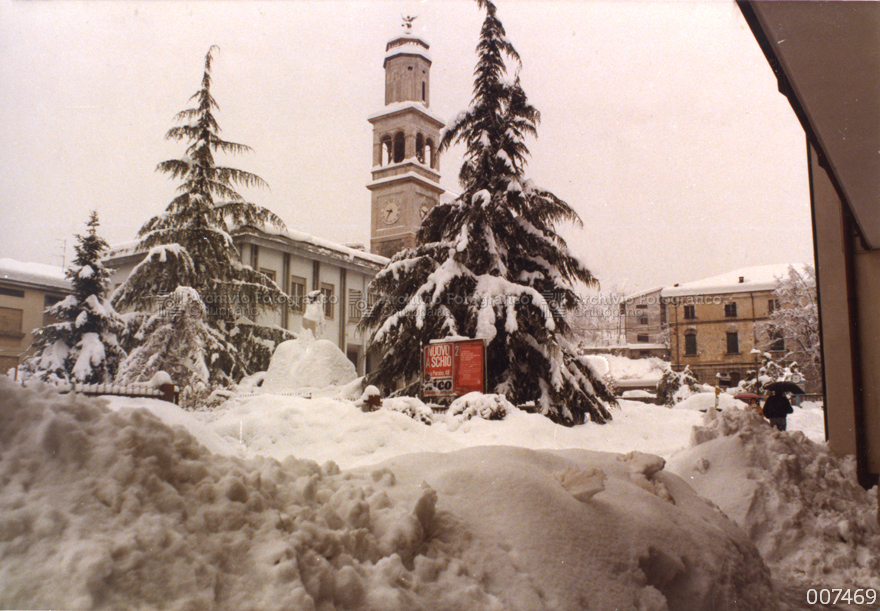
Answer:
362, 0, 615, 424
23, 212, 126, 384
114, 47, 290, 385
116, 286, 233, 405
656, 365, 700, 407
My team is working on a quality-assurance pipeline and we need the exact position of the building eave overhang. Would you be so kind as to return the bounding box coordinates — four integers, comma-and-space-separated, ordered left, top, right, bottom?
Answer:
738, 0, 880, 249
368, 103, 445, 129
366, 171, 445, 194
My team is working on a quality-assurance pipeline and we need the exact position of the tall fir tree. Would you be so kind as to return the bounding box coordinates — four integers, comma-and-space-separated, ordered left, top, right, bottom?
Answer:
362, 0, 615, 424
23, 211, 126, 384
114, 46, 290, 385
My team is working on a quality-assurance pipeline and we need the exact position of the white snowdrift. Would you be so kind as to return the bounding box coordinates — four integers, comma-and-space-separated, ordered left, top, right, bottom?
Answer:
601, 354, 666, 384
262, 338, 357, 392
667, 408, 880, 591
165, 393, 703, 470
0, 378, 775, 610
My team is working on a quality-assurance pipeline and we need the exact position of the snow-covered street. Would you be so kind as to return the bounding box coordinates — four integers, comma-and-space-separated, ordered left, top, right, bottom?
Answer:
2, 377, 877, 610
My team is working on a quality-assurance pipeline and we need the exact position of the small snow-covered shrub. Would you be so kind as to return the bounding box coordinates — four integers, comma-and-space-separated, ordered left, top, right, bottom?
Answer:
447, 393, 515, 422
656, 365, 701, 406
382, 396, 434, 425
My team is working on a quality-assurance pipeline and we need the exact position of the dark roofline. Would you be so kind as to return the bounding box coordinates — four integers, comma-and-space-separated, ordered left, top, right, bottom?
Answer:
737, 1, 879, 251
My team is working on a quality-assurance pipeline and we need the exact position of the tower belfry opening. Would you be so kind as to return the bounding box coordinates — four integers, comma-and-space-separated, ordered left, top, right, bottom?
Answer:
368, 15, 445, 258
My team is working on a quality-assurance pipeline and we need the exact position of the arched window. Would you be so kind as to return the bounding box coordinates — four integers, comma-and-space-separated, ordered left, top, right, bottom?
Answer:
393, 132, 405, 163
416, 133, 425, 164
425, 138, 435, 169
380, 136, 392, 166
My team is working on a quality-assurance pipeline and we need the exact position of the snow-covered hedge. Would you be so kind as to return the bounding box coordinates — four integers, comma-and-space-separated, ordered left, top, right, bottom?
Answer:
447, 392, 515, 422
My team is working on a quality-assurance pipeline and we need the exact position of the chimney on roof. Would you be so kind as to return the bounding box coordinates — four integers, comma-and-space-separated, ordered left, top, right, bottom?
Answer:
738, 276, 745, 283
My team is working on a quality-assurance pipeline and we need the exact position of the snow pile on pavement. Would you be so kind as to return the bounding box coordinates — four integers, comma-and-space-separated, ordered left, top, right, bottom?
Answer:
262, 337, 357, 392
0, 378, 776, 610
601, 354, 666, 384
144, 392, 703, 470
667, 408, 880, 591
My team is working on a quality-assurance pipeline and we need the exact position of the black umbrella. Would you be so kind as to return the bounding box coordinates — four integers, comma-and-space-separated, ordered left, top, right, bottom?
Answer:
765, 381, 805, 395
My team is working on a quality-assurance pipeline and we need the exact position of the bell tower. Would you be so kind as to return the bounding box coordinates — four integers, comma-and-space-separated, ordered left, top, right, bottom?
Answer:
368, 16, 445, 258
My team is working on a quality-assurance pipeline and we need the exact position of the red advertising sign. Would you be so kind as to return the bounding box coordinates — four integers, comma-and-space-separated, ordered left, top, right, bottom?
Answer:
453, 339, 485, 395
422, 339, 485, 399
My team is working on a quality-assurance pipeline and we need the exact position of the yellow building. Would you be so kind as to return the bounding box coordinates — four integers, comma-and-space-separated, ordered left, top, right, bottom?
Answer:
0, 258, 70, 376
661, 264, 801, 387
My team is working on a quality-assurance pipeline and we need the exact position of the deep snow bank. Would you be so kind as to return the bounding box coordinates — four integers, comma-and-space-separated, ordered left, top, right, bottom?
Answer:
0, 379, 775, 610
262, 338, 357, 392
667, 408, 880, 590
369, 446, 776, 611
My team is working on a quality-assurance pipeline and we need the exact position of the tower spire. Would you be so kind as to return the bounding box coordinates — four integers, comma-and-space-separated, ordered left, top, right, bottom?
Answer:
367, 18, 445, 258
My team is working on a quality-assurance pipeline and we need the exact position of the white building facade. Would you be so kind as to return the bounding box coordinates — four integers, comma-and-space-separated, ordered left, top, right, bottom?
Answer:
106, 228, 387, 376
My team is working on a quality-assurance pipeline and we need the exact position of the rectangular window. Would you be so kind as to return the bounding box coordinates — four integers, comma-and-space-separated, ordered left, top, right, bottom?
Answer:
769, 331, 785, 352
289, 276, 306, 313
0, 307, 23, 337
43, 295, 64, 327
0, 286, 25, 298
349, 289, 363, 321
724, 302, 737, 318
260, 268, 276, 283
726, 332, 739, 354
768, 298, 780, 314
684, 334, 697, 356
320, 283, 334, 320
637, 333, 650, 343
636, 306, 648, 325
683, 305, 696, 320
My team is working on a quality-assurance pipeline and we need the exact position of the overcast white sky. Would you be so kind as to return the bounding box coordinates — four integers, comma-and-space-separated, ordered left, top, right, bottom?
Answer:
0, 0, 813, 293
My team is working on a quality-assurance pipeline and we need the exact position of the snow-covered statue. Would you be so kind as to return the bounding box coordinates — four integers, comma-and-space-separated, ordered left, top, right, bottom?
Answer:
302, 289, 326, 339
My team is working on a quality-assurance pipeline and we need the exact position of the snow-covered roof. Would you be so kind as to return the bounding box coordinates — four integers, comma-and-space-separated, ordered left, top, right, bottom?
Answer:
661, 263, 807, 298
626, 343, 667, 351
384, 35, 431, 63
0, 258, 70, 292
367, 170, 444, 192
104, 239, 141, 260
367, 101, 445, 127
106, 227, 390, 272
623, 286, 664, 302
246, 224, 389, 268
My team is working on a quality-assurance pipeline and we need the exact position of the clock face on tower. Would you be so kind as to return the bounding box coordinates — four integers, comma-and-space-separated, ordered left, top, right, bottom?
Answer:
419, 203, 430, 220
381, 201, 401, 225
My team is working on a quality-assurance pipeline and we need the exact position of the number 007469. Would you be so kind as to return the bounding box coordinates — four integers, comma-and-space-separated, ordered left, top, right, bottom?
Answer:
806, 589, 876, 606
